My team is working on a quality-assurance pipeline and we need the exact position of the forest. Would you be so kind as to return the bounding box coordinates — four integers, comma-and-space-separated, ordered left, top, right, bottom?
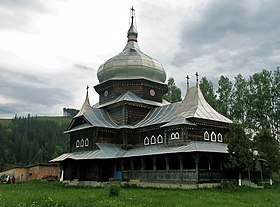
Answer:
0, 68, 278, 171
0, 116, 70, 170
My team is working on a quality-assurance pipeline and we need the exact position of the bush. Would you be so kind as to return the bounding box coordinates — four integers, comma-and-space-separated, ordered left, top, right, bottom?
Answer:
219, 180, 238, 191
109, 185, 120, 197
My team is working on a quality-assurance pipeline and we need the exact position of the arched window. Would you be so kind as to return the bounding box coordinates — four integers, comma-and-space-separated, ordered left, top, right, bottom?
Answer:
175, 132, 180, 139
151, 136, 156, 144
144, 137, 149, 146
171, 132, 175, 139
204, 131, 209, 141
217, 133, 223, 142
85, 138, 89, 146
157, 135, 163, 144
80, 139, 84, 147
211, 132, 216, 142
76, 140, 80, 148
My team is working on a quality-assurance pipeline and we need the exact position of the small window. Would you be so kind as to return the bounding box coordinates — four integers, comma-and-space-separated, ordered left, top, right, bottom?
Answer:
204, 131, 210, 141
85, 138, 89, 146
80, 139, 84, 147
144, 137, 149, 146
151, 136, 156, 144
76, 140, 80, 148
217, 133, 223, 142
211, 132, 216, 142
175, 132, 180, 139
157, 135, 163, 144
171, 133, 175, 140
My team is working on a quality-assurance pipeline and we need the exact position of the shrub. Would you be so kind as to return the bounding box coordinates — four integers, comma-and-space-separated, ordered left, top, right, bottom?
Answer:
109, 185, 120, 197
219, 180, 238, 191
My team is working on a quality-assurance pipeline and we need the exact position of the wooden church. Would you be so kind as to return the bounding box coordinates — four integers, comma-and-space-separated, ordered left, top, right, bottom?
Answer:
51, 8, 232, 183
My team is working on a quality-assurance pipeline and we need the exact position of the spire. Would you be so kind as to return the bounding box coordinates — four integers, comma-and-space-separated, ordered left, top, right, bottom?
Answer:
127, 6, 138, 42
74, 85, 91, 117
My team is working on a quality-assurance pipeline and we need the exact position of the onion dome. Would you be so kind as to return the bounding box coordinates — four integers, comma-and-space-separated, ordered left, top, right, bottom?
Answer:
97, 8, 166, 83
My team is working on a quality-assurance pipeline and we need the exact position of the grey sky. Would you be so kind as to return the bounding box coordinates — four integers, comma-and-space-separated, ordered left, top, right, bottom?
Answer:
0, 0, 279, 118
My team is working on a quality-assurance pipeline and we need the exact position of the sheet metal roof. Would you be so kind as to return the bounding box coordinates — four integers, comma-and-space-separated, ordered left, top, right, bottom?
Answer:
68, 93, 118, 130
50, 143, 126, 162
178, 86, 232, 123
98, 91, 167, 108
68, 85, 232, 133
50, 141, 228, 162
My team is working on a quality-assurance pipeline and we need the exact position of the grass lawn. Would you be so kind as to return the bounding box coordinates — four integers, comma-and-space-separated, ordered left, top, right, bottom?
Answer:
0, 181, 279, 207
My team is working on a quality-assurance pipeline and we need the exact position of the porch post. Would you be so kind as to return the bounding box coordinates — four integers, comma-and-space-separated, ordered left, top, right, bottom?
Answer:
194, 154, 200, 183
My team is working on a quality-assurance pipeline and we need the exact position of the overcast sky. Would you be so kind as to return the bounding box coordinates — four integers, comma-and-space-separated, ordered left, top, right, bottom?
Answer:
0, 0, 279, 118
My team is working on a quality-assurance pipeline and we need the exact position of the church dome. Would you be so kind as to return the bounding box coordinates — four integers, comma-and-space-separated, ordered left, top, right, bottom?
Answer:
97, 11, 166, 84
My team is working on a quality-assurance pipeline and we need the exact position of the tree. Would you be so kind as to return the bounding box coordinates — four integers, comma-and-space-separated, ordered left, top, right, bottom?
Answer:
254, 128, 280, 173
226, 123, 256, 185
271, 67, 280, 141
248, 70, 273, 131
163, 77, 182, 103
216, 75, 233, 118
199, 77, 217, 110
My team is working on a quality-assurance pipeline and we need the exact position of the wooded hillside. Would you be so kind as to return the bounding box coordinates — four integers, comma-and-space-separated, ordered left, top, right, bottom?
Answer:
0, 116, 70, 170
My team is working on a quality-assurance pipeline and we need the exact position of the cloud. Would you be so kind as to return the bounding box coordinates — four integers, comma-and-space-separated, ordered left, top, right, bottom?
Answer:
0, 0, 51, 31
172, 0, 280, 81
0, 67, 72, 117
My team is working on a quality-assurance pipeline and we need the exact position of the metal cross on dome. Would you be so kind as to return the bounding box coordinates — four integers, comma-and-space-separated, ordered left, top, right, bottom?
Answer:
130, 6, 135, 20
86, 85, 89, 94
195, 72, 199, 86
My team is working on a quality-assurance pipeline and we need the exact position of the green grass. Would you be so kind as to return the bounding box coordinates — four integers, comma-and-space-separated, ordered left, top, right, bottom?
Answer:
0, 181, 280, 207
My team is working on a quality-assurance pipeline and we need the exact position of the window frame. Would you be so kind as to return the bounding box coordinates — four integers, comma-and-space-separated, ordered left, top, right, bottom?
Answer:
151, 135, 156, 144
157, 135, 163, 144
144, 137, 149, 146
204, 131, 210, 141
76, 140, 80, 148
85, 138, 89, 146
217, 133, 223, 142
211, 132, 216, 142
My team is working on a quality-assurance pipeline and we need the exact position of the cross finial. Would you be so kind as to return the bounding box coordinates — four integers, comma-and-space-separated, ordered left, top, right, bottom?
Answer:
131, 6, 135, 12
130, 6, 135, 22
186, 75, 190, 90
195, 72, 199, 87
86, 85, 89, 95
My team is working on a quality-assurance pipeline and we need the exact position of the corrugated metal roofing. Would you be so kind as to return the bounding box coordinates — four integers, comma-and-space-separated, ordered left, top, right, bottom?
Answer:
50, 141, 228, 162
